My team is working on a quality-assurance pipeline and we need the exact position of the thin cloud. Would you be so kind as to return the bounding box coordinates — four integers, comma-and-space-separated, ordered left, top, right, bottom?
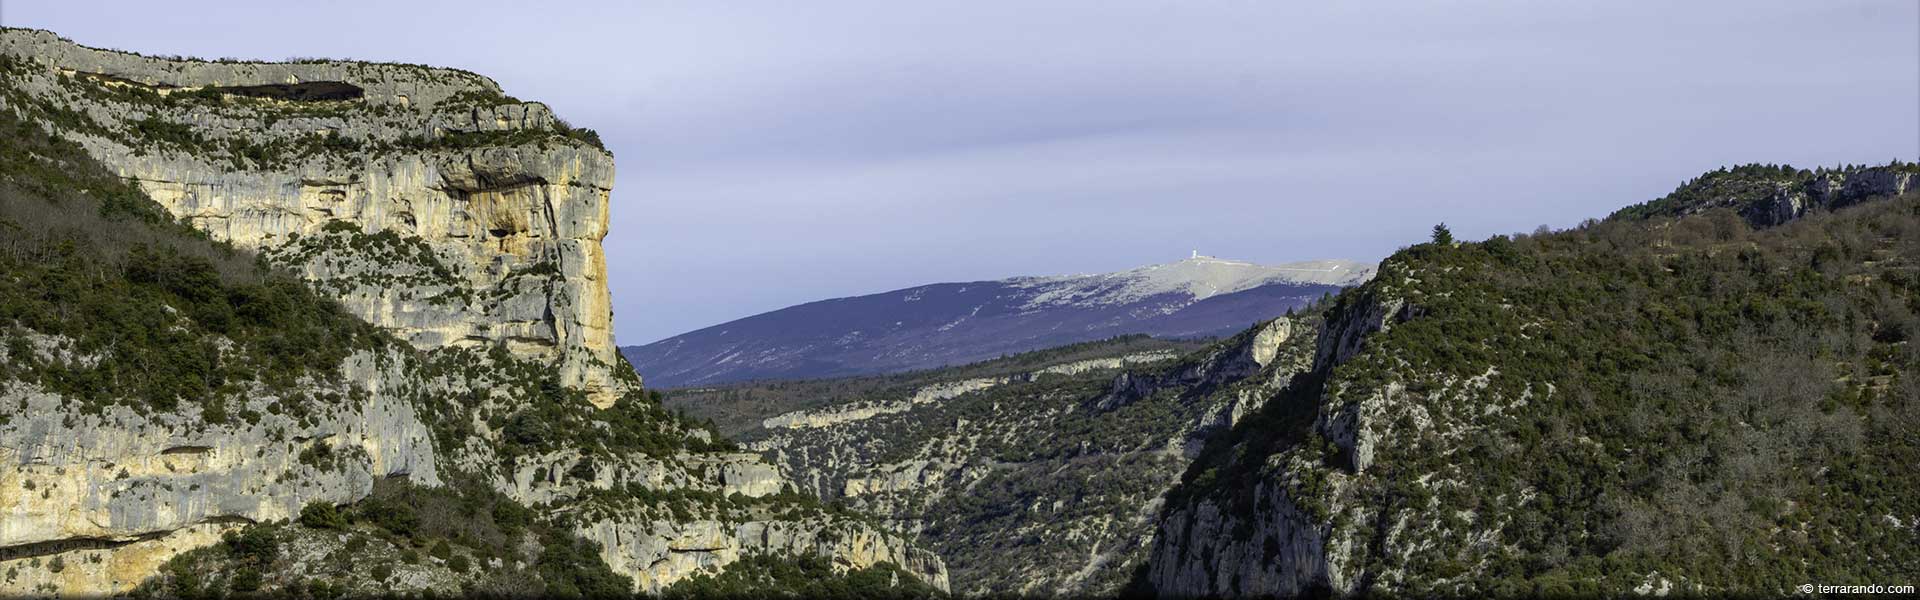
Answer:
7, 0, 1915, 344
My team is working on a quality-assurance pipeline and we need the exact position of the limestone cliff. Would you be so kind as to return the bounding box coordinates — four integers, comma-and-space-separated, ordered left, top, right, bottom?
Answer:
0, 28, 623, 407
0, 29, 944, 597
1144, 288, 1398, 597
0, 347, 441, 594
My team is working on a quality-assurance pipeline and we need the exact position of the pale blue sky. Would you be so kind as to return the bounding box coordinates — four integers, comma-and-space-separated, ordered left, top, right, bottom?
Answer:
7, 1, 1917, 343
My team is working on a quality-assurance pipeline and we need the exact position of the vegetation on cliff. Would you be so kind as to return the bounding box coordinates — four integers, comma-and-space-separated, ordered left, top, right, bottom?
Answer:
146, 477, 941, 599
663, 554, 943, 600
0, 65, 928, 596
0, 47, 605, 176
0, 87, 632, 595
1610, 161, 1920, 222
1158, 163, 1919, 596
706, 327, 1301, 595
0, 98, 389, 420
141, 479, 635, 598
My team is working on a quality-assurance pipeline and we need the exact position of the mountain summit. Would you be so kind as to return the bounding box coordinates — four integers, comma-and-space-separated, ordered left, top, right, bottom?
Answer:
625, 256, 1373, 387
1011, 255, 1369, 309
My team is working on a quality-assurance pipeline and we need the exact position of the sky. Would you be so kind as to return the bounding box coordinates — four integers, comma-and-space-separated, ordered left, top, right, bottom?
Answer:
6, 1, 1918, 344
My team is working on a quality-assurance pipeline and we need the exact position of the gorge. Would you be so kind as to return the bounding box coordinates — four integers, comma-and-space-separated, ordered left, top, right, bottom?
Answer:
1, 26, 1916, 600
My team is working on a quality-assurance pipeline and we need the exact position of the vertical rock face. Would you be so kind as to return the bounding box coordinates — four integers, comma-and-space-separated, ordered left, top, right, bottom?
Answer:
1143, 289, 1397, 598
0, 28, 627, 407
0, 28, 946, 596
1146, 479, 1339, 598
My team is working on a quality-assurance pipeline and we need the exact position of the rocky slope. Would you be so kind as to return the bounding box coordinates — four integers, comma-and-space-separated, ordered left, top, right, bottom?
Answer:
1612, 162, 1915, 227
625, 256, 1371, 387
686, 318, 1321, 595
1141, 163, 1920, 597
0, 28, 943, 597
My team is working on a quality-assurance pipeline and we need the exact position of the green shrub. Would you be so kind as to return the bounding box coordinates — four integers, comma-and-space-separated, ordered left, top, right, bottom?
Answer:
221, 527, 278, 566
230, 567, 264, 592
299, 501, 348, 530
536, 537, 632, 598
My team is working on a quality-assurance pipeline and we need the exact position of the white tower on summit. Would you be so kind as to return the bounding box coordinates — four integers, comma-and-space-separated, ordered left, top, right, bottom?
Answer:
1191, 250, 1199, 259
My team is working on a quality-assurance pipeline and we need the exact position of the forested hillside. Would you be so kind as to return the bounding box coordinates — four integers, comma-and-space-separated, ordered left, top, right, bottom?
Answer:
1143, 163, 1919, 597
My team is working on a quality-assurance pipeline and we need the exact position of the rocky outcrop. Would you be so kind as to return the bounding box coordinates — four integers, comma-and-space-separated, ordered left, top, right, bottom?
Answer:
761, 403, 911, 431
0, 28, 626, 406
0, 347, 441, 594
1090, 329, 1280, 415
1742, 166, 1916, 227
1310, 287, 1419, 474
1036, 350, 1179, 377
500, 451, 784, 508
0, 30, 493, 109
1143, 272, 1416, 598
576, 516, 948, 594
1314, 290, 1407, 374
1147, 478, 1342, 598
0, 524, 231, 596
841, 459, 973, 497
758, 377, 1012, 430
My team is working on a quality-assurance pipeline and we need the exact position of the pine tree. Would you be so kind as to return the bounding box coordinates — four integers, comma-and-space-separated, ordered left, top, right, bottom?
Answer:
1432, 222, 1454, 246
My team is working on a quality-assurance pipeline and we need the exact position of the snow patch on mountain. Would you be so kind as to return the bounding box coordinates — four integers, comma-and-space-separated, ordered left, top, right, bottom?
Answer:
1010, 256, 1373, 309
626, 254, 1377, 387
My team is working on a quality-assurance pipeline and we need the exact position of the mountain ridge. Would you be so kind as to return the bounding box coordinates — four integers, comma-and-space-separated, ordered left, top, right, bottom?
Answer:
625, 256, 1373, 387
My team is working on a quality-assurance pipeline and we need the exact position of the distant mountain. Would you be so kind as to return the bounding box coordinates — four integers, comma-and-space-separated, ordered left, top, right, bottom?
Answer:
624, 256, 1374, 387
